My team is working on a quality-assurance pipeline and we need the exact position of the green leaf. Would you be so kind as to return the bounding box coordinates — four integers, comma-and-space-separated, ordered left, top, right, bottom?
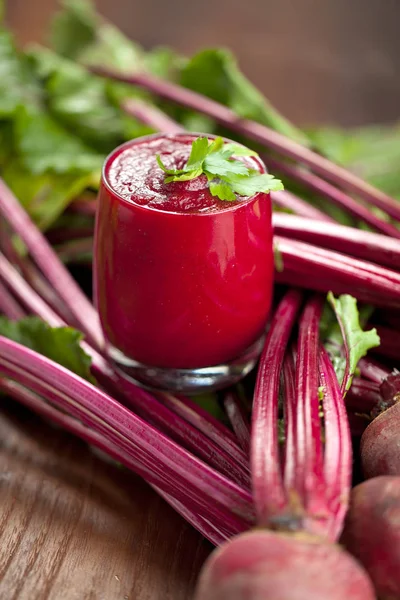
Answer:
223, 172, 284, 196
327, 293, 380, 393
28, 46, 126, 152
204, 151, 250, 177
207, 137, 224, 154
158, 135, 283, 199
0, 31, 42, 118
2, 161, 95, 230
209, 181, 236, 201
156, 154, 187, 176
80, 23, 145, 72
186, 136, 210, 169
180, 48, 309, 145
49, 0, 97, 60
308, 123, 400, 199
165, 168, 203, 182
145, 46, 185, 80
180, 112, 216, 134
222, 143, 257, 157
50, 0, 145, 73
193, 391, 227, 423
0, 316, 94, 382
14, 106, 103, 175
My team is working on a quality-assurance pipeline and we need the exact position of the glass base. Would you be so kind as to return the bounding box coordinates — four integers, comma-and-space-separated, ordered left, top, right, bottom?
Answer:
107, 336, 264, 394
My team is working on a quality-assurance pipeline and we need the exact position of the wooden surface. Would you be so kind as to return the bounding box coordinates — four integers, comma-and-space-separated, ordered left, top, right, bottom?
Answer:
0, 400, 211, 600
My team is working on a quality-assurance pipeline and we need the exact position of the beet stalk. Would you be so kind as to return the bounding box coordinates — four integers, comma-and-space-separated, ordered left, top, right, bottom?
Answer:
273, 213, 400, 270
268, 157, 400, 238
0, 178, 103, 351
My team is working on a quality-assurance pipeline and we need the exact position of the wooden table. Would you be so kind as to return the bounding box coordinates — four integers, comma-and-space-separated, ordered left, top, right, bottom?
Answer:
0, 400, 211, 599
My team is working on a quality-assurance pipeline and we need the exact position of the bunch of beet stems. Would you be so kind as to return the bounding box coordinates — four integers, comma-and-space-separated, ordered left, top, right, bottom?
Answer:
0, 178, 256, 545
196, 292, 375, 598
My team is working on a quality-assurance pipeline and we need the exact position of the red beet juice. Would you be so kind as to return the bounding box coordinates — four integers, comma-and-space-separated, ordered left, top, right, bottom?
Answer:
94, 133, 274, 391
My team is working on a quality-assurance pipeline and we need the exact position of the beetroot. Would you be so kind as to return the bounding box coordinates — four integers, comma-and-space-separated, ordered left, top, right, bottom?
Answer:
194, 531, 375, 600
342, 476, 400, 599
361, 402, 400, 478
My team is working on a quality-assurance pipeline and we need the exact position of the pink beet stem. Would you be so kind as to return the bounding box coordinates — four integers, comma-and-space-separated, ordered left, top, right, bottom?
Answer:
272, 189, 334, 222
289, 296, 329, 532
0, 279, 26, 320
358, 358, 391, 383
346, 378, 382, 413
122, 98, 185, 134
251, 289, 303, 525
223, 391, 251, 454
0, 178, 103, 351
0, 338, 254, 526
273, 212, 400, 271
268, 157, 400, 238
319, 347, 352, 540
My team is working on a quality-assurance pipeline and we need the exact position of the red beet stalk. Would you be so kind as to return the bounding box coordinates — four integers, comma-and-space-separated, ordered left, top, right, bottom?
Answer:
0, 337, 254, 529
0, 178, 103, 351
273, 213, 400, 270
268, 157, 400, 238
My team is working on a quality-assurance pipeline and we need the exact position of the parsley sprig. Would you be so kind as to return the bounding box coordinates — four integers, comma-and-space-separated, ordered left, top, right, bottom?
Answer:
156, 136, 283, 201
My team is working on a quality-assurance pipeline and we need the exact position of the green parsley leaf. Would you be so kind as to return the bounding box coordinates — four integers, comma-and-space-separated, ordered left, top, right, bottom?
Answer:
209, 181, 236, 201
222, 143, 257, 157
327, 293, 380, 393
207, 137, 224, 154
157, 135, 283, 201
0, 316, 94, 382
222, 172, 284, 196
165, 168, 203, 183
204, 151, 250, 177
186, 136, 210, 169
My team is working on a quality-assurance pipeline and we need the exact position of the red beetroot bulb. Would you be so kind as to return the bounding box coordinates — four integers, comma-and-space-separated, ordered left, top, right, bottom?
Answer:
194, 530, 375, 600
361, 402, 400, 478
342, 476, 400, 600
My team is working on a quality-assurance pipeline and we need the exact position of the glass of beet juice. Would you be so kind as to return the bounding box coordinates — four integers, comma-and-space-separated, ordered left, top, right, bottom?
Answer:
94, 133, 274, 393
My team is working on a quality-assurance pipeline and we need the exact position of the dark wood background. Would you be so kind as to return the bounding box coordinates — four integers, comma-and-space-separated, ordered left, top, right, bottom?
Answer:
6, 0, 400, 126
1, 1, 400, 598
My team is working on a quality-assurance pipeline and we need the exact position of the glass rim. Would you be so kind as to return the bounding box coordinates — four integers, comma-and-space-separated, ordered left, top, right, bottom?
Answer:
101, 131, 269, 217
